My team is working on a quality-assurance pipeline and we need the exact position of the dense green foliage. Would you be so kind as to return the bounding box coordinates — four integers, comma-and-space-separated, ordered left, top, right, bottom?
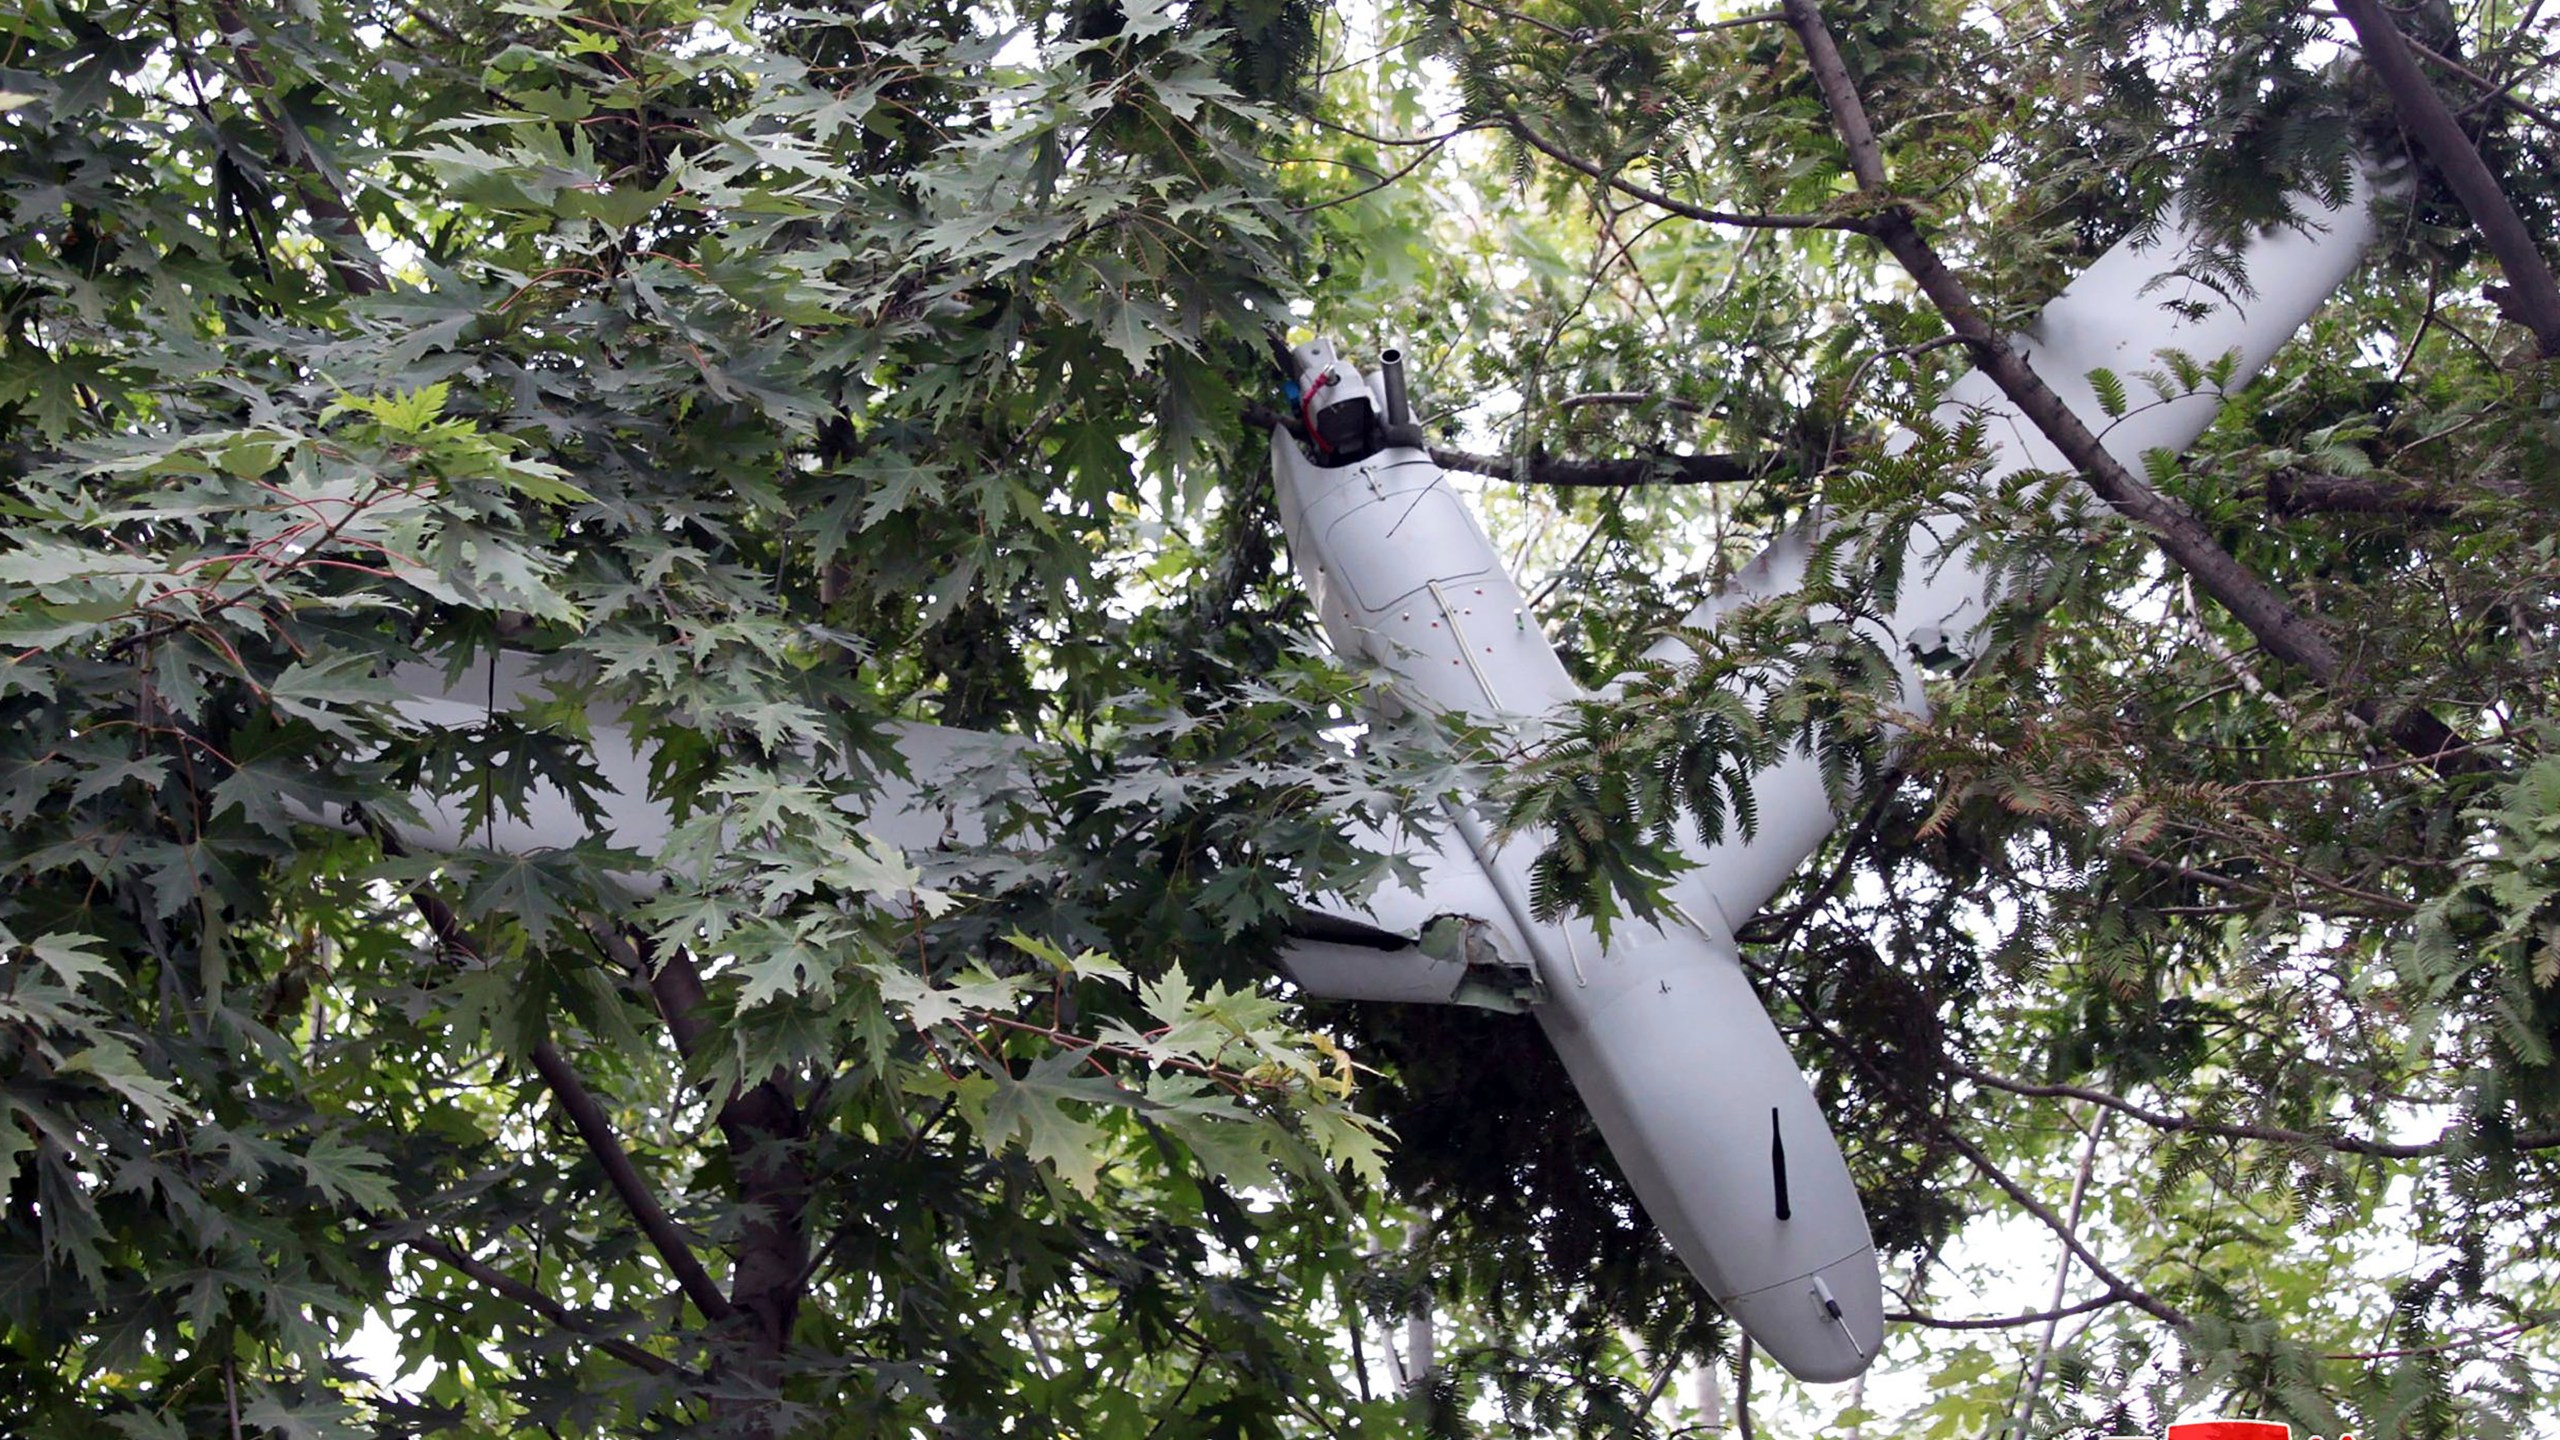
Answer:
3, 0, 2559, 1436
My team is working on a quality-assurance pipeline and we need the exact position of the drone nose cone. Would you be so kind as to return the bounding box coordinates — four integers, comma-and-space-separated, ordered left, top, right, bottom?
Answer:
1719, 1246, 1885, 1383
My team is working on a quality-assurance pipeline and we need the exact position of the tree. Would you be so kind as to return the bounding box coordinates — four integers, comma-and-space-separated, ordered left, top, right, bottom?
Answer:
1, 3, 1395, 1435
2, 0, 2557, 1438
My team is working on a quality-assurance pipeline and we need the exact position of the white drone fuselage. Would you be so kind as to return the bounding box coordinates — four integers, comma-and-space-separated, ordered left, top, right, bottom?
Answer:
1271, 349, 1888, 1380
369, 173, 2386, 1385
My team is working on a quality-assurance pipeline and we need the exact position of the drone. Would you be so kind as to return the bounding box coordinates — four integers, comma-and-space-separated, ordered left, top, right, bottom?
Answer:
370, 168, 2388, 1383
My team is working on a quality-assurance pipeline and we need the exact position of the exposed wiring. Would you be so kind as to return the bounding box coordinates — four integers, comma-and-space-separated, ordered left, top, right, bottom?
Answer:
1301, 368, 1336, 456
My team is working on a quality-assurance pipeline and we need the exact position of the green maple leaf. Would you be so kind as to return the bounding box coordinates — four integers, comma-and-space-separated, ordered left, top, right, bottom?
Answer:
210, 716, 389, 839
297, 1132, 401, 1211
1093, 289, 1170, 371
851, 453, 947, 531
980, 1053, 1124, 1197
28, 933, 115, 993
875, 964, 1033, 1033
240, 1390, 370, 1440
268, 653, 407, 741
1295, 1103, 1389, 1186
458, 853, 574, 946
732, 918, 838, 1008
58, 1040, 190, 1127
0, 351, 121, 440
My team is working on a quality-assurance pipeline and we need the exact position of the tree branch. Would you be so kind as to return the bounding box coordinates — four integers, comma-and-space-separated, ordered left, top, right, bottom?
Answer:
522, 1039, 743, 1326
1292, 138, 1452, 215
404, 885, 739, 1326
1678, 10, 1786, 35
2393, 27, 2560, 133
600, 925, 811, 1371
207, 0, 387, 295
1555, 390, 1705, 414
405, 1233, 689, 1377
1733, 1336, 1754, 1440
2336, 0, 2560, 356
1887, 1291, 2124, 1331
1778, 0, 2485, 778
1431, 443, 1771, 487
1950, 1062, 2560, 1158
2266, 467, 2521, 517
1502, 113, 1864, 233
1735, 945, 2191, 1330
2324, 1318, 2549, 1360
1927, 1119, 2192, 1331
1243, 403, 1773, 487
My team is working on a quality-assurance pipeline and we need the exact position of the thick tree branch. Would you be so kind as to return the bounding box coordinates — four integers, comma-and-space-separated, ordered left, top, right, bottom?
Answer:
405, 1233, 689, 1378
601, 925, 811, 1370
2336, 0, 2560, 356
404, 885, 740, 1326
1951, 1062, 2560, 1158
521, 1039, 743, 1326
1243, 403, 1772, 487
1778, 0, 2484, 777
600, 923, 711, 1060
1733, 1336, 1754, 1440
1431, 444, 1770, 487
714, 1077, 812, 1368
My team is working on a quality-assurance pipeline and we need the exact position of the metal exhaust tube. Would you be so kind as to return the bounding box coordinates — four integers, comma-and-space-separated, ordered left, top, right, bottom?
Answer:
1379, 346, 1411, 429
1377, 345, 1426, 448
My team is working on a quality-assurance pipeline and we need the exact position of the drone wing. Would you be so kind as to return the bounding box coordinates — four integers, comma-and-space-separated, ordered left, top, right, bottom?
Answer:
356, 651, 1029, 881
1644, 171, 2392, 932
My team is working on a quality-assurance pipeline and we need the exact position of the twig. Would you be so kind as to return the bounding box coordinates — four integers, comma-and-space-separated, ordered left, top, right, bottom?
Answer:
2012, 1110, 2108, 1438
1556, 391, 1705, 414
405, 1233, 688, 1377
1888, 1292, 2125, 1331
1452, 0, 1575, 41
1503, 113, 1860, 233
1734, 779, 1900, 951
1303, 113, 1501, 148
1741, 916, 2193, 1328
1293, 138, 1452, 215
1928, 1120, 2190, 1330
2323, 1318, 2548, 1360
1676, 10, 1787, 35
2395, 26, 2560, 136
2266, 467, 2521, 517
1948, 1061, 2560, 1157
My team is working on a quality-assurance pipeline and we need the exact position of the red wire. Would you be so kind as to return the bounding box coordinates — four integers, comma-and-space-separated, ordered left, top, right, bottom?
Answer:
1300, 371, 1333, 455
